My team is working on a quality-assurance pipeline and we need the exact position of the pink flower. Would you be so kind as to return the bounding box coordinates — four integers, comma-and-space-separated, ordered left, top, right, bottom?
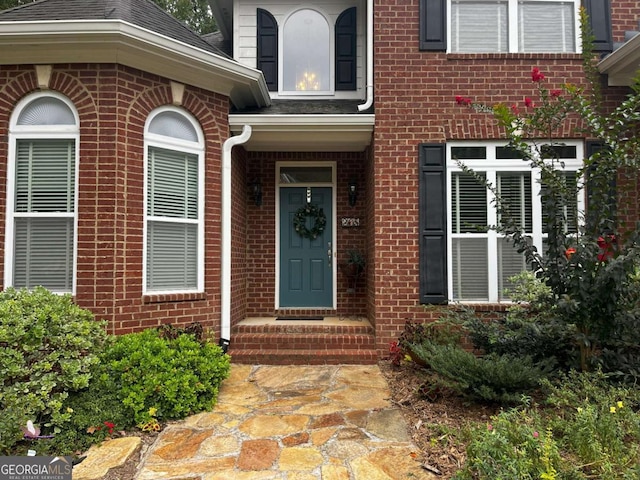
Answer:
533, 431, 539, 439
531, 67, 545, 82
487, 423, 493, 431
551, 89, 562, 97
524, 97, 534, 108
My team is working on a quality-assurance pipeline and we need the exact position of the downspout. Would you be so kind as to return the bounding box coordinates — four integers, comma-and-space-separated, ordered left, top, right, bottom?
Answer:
220, 125, 253, 352
357, 0, 374, 112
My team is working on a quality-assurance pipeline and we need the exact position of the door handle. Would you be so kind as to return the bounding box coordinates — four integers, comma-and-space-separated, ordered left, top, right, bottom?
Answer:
327, 242, 332, 267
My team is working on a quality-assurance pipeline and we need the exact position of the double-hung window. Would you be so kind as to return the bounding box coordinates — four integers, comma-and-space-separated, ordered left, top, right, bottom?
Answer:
449, 0, 579, 53
5, 93, 79, 293
447, 142, 582, 302
144, 108, 204, 294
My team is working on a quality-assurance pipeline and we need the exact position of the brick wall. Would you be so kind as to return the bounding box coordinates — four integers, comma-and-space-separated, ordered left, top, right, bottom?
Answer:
370, 0, 640, 355
0, 64, 229, 337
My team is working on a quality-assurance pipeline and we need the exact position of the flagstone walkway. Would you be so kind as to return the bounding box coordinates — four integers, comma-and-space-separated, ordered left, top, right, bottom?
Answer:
80, 365, 437, 479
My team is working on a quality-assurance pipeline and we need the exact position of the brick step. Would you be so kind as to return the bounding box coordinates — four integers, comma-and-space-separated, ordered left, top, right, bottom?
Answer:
228, 348, 378, 365
232, 322, 374, 335
230, 332, 375, 351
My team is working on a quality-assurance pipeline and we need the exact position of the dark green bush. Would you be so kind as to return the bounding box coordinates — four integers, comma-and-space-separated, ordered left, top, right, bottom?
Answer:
0, 287, 106, 454
409, 341, 552, 404
103, 328, 231, 425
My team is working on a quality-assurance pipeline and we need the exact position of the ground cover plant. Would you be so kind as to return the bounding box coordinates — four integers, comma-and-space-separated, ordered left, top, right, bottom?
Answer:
0, 287, 230, 458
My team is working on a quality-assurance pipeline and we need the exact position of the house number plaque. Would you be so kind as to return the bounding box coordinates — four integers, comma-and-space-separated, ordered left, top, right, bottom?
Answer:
341, 217, 360, 227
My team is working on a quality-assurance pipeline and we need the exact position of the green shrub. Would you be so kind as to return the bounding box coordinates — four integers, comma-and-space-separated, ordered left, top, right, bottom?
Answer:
409, 341, 552, 404
103, 328, 231, 425
454, 408, 572, 480
542, 370, 640, 479
0, 287, 106, 454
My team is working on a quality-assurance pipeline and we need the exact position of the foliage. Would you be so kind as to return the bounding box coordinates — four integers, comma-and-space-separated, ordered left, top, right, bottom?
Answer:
453, 408, 568, 480
0, 287, 106, 454
0, 0, 217, 34
456, 371, 640, 480
455, 9, 640, 377
407, 340, 552, 404
465, 273, 576, 370
102, 328, 230, 425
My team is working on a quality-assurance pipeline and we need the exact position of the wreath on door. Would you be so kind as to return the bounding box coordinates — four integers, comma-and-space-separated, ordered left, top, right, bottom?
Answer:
293, 203, 327, 239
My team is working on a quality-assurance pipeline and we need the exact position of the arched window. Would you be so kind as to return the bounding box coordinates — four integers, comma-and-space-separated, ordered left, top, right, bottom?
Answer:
283, 9, 331, 93
144, 107, 204, 294
5, 92, 79, 293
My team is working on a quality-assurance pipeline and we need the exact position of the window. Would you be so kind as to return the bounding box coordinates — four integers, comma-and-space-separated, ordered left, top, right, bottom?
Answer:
257, 7, 358, 94
448, 0, 578, 53
5, 93, 78, 293
144, 108, 204, 294
447, 142, 582, 302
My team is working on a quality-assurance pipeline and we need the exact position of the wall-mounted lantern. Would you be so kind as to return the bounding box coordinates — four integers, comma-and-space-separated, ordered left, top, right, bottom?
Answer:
249, 178, 262, 206
348, 180, 358, 207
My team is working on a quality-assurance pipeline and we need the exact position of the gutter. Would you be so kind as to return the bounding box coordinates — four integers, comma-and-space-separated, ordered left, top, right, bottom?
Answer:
220, 125, 252, 352
357, 0, 374, 112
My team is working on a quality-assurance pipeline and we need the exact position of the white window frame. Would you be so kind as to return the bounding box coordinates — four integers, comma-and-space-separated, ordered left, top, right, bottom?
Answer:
5, 91, 79, 294
143, 106, 205, 295
279, 7, 335, 96
446, 141, 584, 303
447, 0, 581, 54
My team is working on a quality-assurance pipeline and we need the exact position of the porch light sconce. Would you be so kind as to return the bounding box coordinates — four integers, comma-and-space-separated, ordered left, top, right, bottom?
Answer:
249, 178, 262, 207
348, 180, 358, 207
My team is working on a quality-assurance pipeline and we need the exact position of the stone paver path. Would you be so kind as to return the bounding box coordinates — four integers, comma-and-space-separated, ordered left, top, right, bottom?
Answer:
134, 365, 436, 479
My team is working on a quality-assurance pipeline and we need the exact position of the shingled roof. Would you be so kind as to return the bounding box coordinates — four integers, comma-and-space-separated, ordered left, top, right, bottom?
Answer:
0, 0, 231, 59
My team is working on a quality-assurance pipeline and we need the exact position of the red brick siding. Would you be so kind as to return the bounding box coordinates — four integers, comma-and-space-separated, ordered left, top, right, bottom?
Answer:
370, 0, 640, 355
0, 64, 229, 337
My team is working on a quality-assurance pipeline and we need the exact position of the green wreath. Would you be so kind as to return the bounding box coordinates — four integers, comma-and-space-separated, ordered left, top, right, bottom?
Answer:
293, 203, 327, 240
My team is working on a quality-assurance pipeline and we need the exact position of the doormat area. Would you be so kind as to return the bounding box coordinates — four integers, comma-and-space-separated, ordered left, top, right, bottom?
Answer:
276, 316, 324, 321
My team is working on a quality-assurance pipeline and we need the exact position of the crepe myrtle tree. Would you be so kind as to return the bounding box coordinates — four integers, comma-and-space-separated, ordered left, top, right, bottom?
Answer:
454, 9, 640, 375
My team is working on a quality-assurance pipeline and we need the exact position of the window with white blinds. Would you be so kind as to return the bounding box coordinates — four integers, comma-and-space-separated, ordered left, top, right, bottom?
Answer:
144, 108, 203, 294
6, 93, 78, 294
448, 142, 582, 302
449, 0, 578, 53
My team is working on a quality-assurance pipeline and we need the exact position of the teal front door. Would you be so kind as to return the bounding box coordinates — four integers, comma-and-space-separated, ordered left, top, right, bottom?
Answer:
280, 187, 333, 308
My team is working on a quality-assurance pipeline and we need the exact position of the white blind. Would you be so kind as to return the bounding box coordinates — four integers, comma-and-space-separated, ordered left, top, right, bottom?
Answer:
15, 140, 75, 213
498, 172, 532, 231
451, 1, 508, 53
519, 1, 575, 52
13, 139, 75, 292
147, 147, 198, 219
146, 146, 199, 291
147, 221, 198, 291
452, 238, 488, 300
452, 172, 487, 233
497, 237, 528, 300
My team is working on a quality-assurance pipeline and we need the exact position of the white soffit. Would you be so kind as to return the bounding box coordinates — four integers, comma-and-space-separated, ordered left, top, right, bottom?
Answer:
0, 20, 270, 109
598, 34, 640, 87
229, 114, 375, 152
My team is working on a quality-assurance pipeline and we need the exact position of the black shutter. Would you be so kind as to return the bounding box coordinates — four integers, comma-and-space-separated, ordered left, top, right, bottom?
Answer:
584, 0, 613, 54
335, 7, 357, 91
419, 143, 448, 304
586, 140, 616, 234
419, 0, 446, 51
257, 8, 278, 91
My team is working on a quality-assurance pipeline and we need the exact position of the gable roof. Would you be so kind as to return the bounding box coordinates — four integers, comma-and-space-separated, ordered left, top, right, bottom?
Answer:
0, 0, 231, 57
0, 0, 269, 108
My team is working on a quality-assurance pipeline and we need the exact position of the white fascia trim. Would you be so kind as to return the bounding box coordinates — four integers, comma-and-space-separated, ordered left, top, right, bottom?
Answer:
229, 114, 375, 131
0, 20, 271, 107
598, 34, 640, 86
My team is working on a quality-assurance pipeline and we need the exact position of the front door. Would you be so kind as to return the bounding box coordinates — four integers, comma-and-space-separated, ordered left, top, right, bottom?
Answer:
279, 186, 333, 307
